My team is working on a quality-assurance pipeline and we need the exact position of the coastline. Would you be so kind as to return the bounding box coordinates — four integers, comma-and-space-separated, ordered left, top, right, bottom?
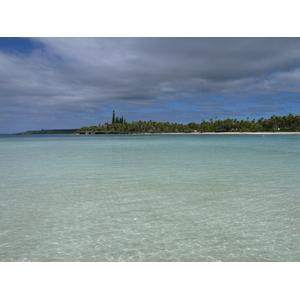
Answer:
74, 131, 300, 135
156, 132, 300, 135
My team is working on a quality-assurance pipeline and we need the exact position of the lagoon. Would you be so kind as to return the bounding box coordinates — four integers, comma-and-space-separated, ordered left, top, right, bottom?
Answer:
0, 133, 300, 261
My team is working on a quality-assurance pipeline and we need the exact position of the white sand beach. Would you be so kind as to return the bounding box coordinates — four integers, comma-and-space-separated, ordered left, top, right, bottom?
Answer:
200, 132, 300, 134
159, 131, 300, 134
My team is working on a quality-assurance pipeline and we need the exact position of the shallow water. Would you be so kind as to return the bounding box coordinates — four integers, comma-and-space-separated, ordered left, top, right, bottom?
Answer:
1, 134, 300, 261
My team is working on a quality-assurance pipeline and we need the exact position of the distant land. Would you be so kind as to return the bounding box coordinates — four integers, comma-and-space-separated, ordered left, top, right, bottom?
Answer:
13, 113, 300, 135
76, 112, 300, 134
14, 129, 78, 135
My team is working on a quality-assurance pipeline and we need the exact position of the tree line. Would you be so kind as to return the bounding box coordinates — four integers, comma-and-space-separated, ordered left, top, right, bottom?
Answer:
77, 113, 300, 133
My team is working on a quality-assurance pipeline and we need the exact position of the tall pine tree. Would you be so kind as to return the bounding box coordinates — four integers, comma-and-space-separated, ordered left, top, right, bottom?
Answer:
112, 111, 115, 124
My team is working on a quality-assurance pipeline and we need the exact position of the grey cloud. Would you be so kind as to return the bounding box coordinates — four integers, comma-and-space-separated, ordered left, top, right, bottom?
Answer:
1, 37, 300, 132
7, 38, 300, 101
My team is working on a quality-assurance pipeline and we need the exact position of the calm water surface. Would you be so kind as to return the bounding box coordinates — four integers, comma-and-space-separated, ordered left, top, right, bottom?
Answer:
1, 134, 300, 261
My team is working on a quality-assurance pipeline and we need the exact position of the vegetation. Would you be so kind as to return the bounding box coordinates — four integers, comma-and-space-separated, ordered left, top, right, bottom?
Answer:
111, 110, 126, 124
15, 129, 78, 134
76, 113, 300, 134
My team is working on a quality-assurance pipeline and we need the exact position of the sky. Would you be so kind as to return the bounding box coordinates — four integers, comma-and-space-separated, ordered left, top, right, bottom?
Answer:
1, 37, 300, 133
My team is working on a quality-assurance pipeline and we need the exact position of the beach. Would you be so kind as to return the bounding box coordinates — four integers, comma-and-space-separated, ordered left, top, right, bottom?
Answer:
159, 131, 300, 134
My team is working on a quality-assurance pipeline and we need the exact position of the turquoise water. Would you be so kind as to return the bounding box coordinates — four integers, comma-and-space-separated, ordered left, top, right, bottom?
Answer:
1, 134, 300, 261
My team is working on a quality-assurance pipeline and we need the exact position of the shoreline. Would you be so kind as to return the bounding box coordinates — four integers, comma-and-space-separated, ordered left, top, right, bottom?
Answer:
156, 132, 300, 135
74, 131, 300, 135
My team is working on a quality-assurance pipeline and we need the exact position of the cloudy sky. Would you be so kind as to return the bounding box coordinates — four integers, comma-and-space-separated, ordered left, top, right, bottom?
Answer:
1, 37, 300, 133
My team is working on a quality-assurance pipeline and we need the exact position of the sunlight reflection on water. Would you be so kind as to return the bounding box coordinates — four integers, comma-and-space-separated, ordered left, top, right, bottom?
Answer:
1, 134, 300, 261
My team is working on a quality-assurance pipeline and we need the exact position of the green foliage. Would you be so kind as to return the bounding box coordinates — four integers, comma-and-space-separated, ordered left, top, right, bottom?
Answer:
77, 113, 300, 134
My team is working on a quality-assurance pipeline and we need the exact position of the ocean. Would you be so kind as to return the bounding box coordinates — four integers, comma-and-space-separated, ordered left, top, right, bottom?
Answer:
1, 133, 300, 261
